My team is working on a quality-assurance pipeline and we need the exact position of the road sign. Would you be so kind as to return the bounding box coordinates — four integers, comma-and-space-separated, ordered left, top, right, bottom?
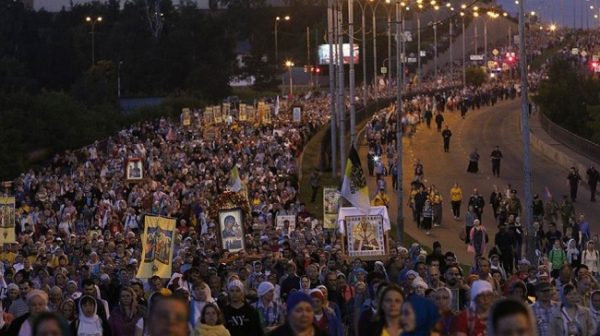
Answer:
381, 67, 387, 74
407, 57, 417, 63
492, 49, 499, 56
581, 50, 588, 57
419, 50, 426, 57
470, 54, 484, 61
571, 48, 579, 55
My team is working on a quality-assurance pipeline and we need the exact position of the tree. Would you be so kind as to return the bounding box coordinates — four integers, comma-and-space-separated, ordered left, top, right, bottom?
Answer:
465, 66, 487, 87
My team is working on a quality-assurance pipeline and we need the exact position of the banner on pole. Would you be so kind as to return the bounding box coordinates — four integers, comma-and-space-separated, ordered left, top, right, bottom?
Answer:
136, 216, 176, 279
323, 188, 341, 230
0, 197, 16, 245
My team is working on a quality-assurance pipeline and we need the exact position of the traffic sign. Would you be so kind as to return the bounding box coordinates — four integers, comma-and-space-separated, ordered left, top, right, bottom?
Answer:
381, 67, 387, 74
492, 49, 499, 56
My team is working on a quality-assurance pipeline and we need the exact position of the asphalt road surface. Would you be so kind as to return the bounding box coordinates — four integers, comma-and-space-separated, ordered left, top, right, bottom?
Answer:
359, 98, 599, 264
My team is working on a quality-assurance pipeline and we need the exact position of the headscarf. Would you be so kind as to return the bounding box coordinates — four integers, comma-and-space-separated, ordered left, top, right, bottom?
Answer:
470, 280, 493, 309
299, 276, 311, 293
77, 295, 103, 335
403, 295, 441, 336
590, 290, 600, 319
59, 298, 76, 322
286, 292, 312, 312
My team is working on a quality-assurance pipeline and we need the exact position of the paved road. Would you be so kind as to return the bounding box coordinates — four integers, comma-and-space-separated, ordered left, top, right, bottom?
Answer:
359, 98, 599, 264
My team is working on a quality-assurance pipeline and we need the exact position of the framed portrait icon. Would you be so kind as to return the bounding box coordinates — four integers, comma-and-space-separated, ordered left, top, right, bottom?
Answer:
218, 208, 245, 253
125, 158, 144, 182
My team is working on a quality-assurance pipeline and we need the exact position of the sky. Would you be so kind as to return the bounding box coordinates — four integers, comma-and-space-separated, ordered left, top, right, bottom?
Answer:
496, 0, 600, 28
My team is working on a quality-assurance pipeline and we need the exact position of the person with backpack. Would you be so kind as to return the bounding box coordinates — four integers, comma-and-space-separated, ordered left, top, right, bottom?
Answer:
548, 240, 568, 278
582, 240, 600, 276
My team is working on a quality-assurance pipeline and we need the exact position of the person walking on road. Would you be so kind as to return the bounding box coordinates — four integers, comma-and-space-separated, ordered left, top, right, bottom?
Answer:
467, 149, 480, 173
310, 171, 321, 203
450, 183, 462, 219
490, 146, 503, 177
414, 159, 424, 183
441, 126, 452, 152
464, 206, 477, 244
566, 167, 582, 202
468, 188, 485, 220
586, 166, 599, 201
435, 113, 444, 132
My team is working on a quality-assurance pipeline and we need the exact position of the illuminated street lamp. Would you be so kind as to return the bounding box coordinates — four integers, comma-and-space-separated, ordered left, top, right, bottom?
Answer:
549, 23, 557, 31
274, 15, 291, 65
285, 60, 294, 98
85, 16, 102, 65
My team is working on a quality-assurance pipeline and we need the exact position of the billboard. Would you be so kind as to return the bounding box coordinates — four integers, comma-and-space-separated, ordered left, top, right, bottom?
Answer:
318, 44, 360, 65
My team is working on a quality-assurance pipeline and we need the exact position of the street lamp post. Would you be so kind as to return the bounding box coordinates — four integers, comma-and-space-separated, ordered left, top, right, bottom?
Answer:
518, 0, 535, 264
274, 15, 290, 65
432, 3, 440, 78
285, 60, 294, 97
370, 0, 381, 89
117, 61, 123, 98
357, 0, 369, 105
386, 1, 392, 95
327, 0, 337, 176
85, 16, 102, 65
394, 0, 404, 244
348, 0, 357, 146
461, 8, 466, 87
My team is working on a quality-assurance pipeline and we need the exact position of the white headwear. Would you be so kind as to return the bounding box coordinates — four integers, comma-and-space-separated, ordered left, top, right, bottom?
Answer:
470, 280, 493, 308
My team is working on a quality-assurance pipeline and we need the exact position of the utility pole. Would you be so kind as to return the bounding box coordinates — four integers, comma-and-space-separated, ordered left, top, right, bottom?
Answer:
337, 0, 346, 173
518, 0, 534, 263
372, 3, 378, 88
307, 26, 312, 88
417, 13, 421, 85
328, 0, 337, 177
462, 13, 466, 87
449, 20, 453, 82
387, 7, 392, 95
360, 1, 368, 105
348, 0, 356, 146
395, 0, 404, 243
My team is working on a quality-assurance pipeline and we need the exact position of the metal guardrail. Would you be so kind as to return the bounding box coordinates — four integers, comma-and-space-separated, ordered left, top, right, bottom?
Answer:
538, 111, 600, 163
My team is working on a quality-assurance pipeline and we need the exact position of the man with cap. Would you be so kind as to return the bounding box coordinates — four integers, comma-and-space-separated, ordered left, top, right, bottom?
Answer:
253, 281, 283, 332
454, 280, 494, 336
222, 279, 264, 336
531, 281, 558, 336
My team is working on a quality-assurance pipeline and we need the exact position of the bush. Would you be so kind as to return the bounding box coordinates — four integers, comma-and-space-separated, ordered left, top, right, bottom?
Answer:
465, 66, 487, 87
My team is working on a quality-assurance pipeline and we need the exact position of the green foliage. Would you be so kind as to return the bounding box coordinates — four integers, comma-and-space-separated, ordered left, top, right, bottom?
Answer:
534, 58, 600, 143
465, 66, 487, 87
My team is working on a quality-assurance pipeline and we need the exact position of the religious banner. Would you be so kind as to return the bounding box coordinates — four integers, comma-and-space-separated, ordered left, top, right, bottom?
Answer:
214, 105, 222, 124
247, 105, 256, 122
181, 108, 192, 127
275, 215, 296, 235
345, 215, 386, 257
257, 102, 266, 124
263, 104, 273, 124
0, 197, 16, 245
204, 107, 214, 126
292, 106, 302, 122
125, 158, 144, 182
222, 103, 231, 118
136, 215, 176, 279
218, 208, 245, 253
239, 103, 247, 121
323, 188, 341, 230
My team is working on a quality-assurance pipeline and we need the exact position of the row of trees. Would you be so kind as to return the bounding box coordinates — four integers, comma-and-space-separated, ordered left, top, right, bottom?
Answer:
534, 58, 600, 144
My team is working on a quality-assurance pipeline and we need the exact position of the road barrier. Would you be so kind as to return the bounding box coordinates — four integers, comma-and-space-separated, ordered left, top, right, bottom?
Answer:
538, 111, 600, 163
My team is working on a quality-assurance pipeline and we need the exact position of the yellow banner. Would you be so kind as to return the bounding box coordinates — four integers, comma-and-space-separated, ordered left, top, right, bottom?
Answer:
136, 215, 176, 279
0, 197, 16, 245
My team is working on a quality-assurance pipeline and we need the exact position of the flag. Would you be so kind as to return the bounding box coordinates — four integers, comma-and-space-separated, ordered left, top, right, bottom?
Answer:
341, 146, 370, 210
230, 165, 242, 192
136, 215, 176, 279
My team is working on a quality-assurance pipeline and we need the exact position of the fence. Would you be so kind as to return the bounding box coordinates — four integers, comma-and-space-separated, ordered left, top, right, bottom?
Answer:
538, 111, 600, 163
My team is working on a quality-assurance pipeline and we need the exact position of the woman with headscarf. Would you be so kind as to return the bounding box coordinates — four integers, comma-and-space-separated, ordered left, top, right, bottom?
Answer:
310, 288, 343, 336
189, 280, 216, 329
71, 295, 111, 336
433, 287, 456, 336
400, 294, 440, 336
7, 289, 49, 335
589, 290, 600, 333
253, 281, 282, 332
109, 287, 144, 335
299, 276, 311, 294
548, 284, 596, 336
454, 280, 494, 336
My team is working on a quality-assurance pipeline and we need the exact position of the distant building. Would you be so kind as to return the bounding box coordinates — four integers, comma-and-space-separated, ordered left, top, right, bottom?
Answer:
31, 0, 288, 12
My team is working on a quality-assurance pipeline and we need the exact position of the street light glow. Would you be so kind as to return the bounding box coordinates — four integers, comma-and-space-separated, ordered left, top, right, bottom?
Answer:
285, 60, 294, 67
530, 11, 536, 16
549, 24, 557, 31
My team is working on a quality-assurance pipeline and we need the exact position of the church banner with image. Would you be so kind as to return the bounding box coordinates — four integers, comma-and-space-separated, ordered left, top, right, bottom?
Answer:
136, 215, 176, 279
323, 188, 341, 230
0, 197, 16, 245
345, 215, 386, 257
